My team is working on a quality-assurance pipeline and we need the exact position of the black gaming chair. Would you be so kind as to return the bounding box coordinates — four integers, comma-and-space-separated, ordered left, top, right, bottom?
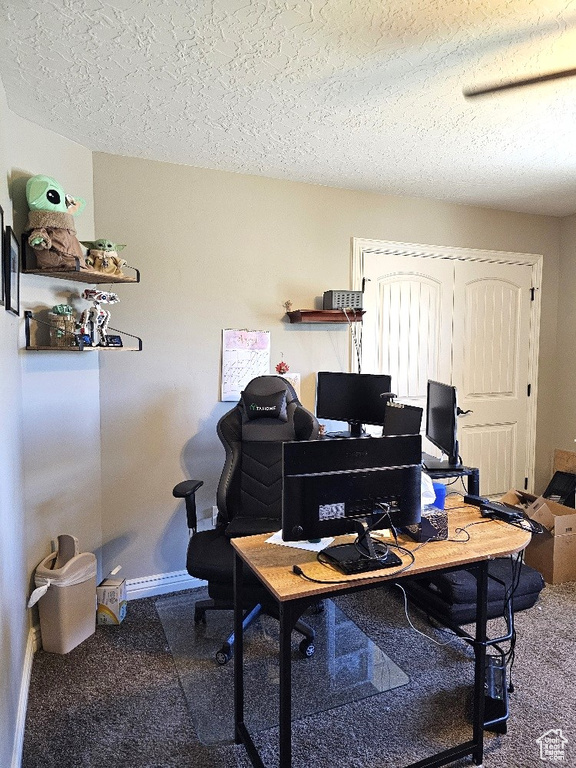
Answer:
173, 375, 320, 664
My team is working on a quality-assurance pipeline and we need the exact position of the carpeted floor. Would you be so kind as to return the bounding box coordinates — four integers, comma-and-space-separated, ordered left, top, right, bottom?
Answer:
155, 591, 409, 746
22, 580, 576, 768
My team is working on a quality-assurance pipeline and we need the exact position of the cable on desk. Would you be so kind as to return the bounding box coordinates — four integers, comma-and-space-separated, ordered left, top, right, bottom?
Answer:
291, 564, 350, 585
399, 518, 493, 552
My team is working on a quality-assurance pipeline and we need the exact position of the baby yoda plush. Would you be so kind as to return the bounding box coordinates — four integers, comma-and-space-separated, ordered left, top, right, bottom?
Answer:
81, 238, 128, 277
26, 175, 88, 271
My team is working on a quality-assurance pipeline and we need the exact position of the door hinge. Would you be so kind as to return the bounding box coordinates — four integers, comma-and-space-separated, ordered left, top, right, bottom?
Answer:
530, 287, 536, 301
527, 383, 531, 396
524, 477, 529, 490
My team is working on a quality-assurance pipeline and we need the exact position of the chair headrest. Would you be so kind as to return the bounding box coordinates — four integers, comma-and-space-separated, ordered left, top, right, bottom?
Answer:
238, 376, 300, 442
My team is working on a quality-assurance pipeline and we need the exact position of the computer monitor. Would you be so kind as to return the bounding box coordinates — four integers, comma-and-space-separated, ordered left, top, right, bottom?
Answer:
282, 435, 422, 573
382, 402, 423, 436
424, 380, 460, 467
316, 372, 394, 438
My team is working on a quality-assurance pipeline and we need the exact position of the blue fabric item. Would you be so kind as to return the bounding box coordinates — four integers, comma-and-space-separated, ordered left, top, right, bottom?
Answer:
432, 481, 447, 509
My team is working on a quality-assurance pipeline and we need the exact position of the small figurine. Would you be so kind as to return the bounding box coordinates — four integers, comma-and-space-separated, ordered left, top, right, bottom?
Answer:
48, 304, 76, 347
80, 238, 128, 277
25, 175, 88, 271
283, 300, 293, 313
79, 289, 120, 347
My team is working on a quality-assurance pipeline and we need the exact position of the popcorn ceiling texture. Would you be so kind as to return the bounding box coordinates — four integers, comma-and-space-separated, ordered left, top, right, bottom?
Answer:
2, 0, 576, 215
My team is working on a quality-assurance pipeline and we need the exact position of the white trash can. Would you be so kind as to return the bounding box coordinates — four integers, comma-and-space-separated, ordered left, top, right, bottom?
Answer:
28, 534, 97, 654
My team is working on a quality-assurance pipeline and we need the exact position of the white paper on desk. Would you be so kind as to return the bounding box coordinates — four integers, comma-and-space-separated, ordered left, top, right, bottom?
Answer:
266, 530, 333, 552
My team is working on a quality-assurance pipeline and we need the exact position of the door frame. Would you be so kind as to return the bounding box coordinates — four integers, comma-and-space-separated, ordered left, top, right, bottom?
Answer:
351, 237, 543, 492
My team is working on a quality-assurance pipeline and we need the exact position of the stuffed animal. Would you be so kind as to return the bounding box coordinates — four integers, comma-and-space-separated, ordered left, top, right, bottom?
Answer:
25, 175, 88, 271
80, 238, 127, 277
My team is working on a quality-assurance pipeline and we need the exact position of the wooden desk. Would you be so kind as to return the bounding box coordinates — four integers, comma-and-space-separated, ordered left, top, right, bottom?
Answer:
232, 502, 531, 768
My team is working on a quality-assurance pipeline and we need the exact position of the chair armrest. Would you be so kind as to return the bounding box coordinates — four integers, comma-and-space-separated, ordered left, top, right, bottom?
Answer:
173, 480, 204, 532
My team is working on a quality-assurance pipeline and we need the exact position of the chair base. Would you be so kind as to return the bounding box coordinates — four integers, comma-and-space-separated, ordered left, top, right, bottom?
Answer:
193, 596, 316, 664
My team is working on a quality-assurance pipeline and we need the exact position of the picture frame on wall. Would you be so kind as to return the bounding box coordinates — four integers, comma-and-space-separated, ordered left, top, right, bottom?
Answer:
0, 205, 4, 306
5, 226, 20, 316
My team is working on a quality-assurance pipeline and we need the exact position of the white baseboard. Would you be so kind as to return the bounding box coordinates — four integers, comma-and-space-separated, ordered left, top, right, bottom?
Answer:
126, 569, 205, 600
11, 626, 40, 768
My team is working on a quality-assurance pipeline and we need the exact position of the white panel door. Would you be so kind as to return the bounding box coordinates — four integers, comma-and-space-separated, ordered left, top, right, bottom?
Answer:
358, 244, 539, 495
452, 260, 533, 496
361, 254, 453, 406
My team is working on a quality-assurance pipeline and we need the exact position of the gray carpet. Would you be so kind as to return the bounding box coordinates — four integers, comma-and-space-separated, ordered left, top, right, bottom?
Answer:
22, 580, 576, 768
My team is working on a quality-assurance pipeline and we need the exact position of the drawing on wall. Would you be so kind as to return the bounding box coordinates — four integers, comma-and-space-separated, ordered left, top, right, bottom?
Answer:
221, 329, 271, 401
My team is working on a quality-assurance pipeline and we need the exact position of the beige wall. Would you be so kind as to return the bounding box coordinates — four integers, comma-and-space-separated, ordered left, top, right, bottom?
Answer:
93, 153, 562, 582
557, 214, 576, 451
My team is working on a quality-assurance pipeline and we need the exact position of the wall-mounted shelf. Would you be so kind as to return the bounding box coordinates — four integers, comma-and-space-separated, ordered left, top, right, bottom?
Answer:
24, 311, 142, 351
21, 236, 140, 283
22, 267, 139, 284
286, 309, 365, 324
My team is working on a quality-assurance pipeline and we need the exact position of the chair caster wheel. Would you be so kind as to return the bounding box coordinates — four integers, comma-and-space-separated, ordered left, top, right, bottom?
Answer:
216, 646, 232, 665
299, 639, 315, 658
194, 610, 206, 625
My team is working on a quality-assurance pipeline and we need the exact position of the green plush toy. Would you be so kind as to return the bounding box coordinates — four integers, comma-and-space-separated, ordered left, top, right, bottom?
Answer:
80, 238, 128, 277
26, 175, 88, 271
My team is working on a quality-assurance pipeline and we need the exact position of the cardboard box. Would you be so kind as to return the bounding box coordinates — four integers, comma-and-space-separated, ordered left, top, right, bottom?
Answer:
403, 506, 448, 543
500, 489, 576, 584
96, 577, 127, 625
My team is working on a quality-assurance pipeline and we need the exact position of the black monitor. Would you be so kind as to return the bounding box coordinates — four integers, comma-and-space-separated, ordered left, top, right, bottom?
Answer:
424, 380, 460, 467
282, 435, 422, 574
316, 372, 394, 438
382, 402, 423, 436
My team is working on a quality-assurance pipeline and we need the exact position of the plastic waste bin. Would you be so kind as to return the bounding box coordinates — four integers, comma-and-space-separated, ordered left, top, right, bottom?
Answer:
28, 534, 97, 654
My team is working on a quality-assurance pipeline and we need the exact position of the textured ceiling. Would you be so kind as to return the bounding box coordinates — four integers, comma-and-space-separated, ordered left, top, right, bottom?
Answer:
2, 0, 576, 216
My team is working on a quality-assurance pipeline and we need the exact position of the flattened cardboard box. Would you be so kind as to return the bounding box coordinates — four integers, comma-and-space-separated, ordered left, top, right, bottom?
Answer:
96, 577, 127, 624
501, 490, 576, 584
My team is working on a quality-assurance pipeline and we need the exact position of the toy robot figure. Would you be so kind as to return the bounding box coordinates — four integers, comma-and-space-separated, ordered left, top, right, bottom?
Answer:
79, 289, 119, 347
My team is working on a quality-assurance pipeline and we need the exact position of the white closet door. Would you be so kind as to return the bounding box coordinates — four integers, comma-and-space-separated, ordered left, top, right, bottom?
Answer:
359, 247, 536, 495
452, 260, 533, 496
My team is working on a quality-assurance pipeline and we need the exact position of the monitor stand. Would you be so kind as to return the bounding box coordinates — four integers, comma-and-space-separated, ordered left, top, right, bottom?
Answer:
320, 520, 402, 574
422, 452, 461, 471
326, 421, 368, 439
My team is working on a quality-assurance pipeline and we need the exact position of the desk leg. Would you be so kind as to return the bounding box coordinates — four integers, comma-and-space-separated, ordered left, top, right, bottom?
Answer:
234, 554, 266, 768
472, 560, 488, 766
279, 601, 293, 768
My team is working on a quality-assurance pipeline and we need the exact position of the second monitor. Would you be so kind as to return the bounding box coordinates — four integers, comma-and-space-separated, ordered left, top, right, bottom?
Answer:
316, 371, 394, 438
423, 379, 461, 468
316, 371, 422, 438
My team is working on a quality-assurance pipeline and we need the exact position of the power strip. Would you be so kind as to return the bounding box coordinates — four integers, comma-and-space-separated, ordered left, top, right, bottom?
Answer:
464, 494, 524, 522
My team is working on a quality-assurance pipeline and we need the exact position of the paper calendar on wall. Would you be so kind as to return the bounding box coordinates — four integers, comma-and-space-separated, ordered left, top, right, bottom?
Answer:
221, 329, 271, 401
